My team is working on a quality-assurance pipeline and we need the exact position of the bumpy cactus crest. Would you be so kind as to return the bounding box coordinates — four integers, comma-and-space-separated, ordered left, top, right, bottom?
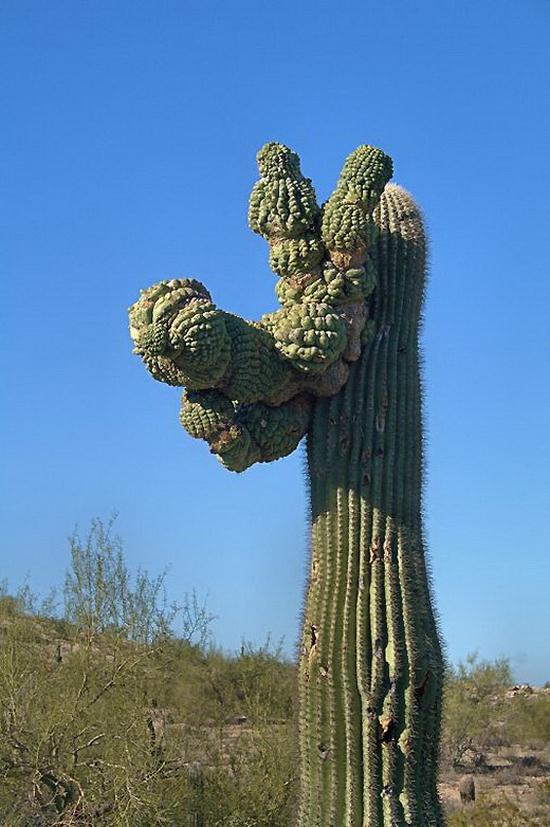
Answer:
129, 143, 444, 826
130, 142, 391, 470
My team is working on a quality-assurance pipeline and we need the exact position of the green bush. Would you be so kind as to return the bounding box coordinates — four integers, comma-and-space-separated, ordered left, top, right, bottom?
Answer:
0, 612, 195, 824
0, 606, 297, 826
442, 653, 513, 764
506, 693, 550, 747
63, 516, 214, 646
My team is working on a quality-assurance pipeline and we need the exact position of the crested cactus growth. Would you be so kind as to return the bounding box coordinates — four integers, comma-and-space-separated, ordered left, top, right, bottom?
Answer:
322, 145, 393, 269
128, 142, 445, 825
129, 278, 231, 389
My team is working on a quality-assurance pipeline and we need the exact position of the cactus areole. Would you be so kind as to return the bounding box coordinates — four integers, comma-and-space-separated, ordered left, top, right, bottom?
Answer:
129, 143, 444, 826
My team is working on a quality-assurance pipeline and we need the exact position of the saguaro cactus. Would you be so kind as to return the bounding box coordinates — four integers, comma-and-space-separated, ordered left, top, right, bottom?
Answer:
128, 143, 444, 826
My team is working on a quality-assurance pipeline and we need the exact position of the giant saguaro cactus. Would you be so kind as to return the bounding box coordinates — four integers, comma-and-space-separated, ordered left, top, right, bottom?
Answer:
128, 143, 444, 826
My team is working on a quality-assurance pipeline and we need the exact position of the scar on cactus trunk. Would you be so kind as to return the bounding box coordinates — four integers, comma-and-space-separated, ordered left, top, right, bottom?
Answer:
128, 143, 444, 826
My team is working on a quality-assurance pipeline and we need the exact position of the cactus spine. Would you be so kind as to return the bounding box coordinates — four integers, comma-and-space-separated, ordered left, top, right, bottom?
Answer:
128, 145, 444, 826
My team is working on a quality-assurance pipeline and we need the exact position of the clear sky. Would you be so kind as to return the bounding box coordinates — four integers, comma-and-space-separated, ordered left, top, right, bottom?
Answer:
2, 0, 549, 684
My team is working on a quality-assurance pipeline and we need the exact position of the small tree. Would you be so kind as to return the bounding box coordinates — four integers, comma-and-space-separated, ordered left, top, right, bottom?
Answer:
63, 516, 213, 647
442, 653, 513, 765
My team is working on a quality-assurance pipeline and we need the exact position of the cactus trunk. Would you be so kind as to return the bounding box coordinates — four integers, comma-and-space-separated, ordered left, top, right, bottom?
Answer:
297, 186, 444, 827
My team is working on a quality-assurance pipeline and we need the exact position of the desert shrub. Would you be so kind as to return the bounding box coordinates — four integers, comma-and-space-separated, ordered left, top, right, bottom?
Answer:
183, 640, 297, 825
447, 798, 545, 826
64, 516, 212, 646
442, 653, 513, 765
0, 613, 297, 825
0, 516, 301, 826
191, 720, 296, 826
534, 779, 550, 806
210, 638, 294, 720
505, 693, 550, 748
0, 591, 298, 825
0, 578, 57, 618
234, 638, 295, 721
7, 518, 548, 825
0, 612, 199, 825
164, 638, 296, 730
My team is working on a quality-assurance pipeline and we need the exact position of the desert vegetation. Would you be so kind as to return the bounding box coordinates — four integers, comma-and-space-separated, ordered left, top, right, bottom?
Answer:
0, 519, 548, 826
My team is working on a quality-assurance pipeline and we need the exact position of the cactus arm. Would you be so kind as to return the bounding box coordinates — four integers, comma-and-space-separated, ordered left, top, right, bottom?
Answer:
128, 284, 355, 402
128, 284, 291, 399
322, 145, 394, 269
248, 142, 324, 279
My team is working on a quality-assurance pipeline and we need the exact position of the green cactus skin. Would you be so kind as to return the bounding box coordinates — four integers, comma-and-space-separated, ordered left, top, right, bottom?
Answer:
180, 389, 312, 472
297, 186, 444, 826
322, 146, 393, 270
128, 144, 444, 825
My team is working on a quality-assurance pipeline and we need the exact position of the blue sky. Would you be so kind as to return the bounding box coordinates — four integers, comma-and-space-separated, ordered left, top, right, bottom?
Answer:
2, 0, 549, 684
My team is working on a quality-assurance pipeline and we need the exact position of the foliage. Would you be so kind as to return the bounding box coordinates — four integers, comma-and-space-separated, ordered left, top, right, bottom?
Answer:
443, 653, 550, 766
506, 693, 550, 747
0, 609, 195, 825
191, 721, 296, 826
63, 516, 213, 647
1, 596, 549, 825
0, 601, 296, 826
200, 638, 295, 723
0, 577, 58, 618
447, 798, 545, 827
534, 779, 550, 806
443, 653, 513, 765
0, 520, 295, 826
